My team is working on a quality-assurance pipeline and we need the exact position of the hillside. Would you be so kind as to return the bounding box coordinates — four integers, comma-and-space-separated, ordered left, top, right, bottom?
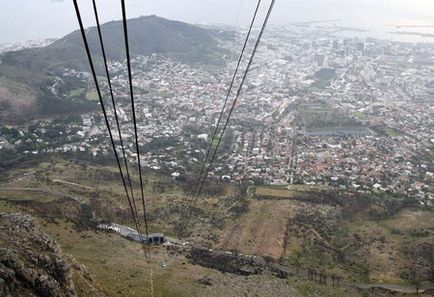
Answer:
0, 15, 231, 123
0, 157, 432, 296
220, 185, 434, 286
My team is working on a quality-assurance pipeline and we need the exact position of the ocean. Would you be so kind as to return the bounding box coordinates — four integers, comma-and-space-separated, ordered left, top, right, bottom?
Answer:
267, 1, 434, 43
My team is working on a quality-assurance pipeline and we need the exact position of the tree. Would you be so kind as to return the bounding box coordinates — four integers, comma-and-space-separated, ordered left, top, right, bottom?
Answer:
289, 252, 302, 276
405, 267, 426, 294
330, 273, 337, 286
307, 267, 314, 280
319, 268, 327, 284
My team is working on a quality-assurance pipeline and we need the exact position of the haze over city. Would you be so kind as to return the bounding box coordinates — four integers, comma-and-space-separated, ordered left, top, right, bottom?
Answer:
2, 0, 434, 42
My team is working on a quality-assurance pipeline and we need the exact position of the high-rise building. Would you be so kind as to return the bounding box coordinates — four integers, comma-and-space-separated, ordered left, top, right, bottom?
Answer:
314, 54, 325, 67
357, 42, 365, 55
332, 40, 339, 51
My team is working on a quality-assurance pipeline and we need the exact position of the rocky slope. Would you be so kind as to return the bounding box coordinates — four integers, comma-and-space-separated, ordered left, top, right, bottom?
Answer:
0, 212, 105, 297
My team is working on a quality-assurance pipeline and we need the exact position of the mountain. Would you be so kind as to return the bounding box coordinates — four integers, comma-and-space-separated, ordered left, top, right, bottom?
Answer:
0, 15, 231, 123
2, 15, 229, 73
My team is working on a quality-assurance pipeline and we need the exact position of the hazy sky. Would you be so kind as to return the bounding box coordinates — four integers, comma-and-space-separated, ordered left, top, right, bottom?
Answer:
1, 0, 434, 43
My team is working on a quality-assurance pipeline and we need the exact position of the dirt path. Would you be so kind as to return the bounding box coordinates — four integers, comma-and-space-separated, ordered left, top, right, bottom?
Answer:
0, 186, 127, 211
299, 222, 353, 251
51, 179, 94, 190
0, 187, 85, 204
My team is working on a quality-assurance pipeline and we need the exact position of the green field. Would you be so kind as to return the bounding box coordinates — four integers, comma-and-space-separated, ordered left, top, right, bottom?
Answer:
86, 90, 99, 101
254, 184, 332, 199
384, 127, 401, 137
353, 111, 367, 120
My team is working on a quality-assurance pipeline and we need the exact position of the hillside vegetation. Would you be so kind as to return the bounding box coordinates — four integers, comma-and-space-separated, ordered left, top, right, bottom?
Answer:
0, 157, 432, 296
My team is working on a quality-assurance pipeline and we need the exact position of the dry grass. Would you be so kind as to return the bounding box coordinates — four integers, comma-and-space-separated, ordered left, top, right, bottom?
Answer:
219, 199, 296, 258
0, 77, 36, 109
382, 209, 434, 231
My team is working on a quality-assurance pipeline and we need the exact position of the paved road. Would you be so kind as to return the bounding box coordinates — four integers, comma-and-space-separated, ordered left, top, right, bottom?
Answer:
98, 223, 138, 237
97, 222, 181, 245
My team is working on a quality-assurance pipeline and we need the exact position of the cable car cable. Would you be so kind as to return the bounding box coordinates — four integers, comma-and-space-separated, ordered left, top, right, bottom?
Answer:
91, 0, 142, 231
72, 0, 147, 254
179, 0, 276, 237
190, 0, 262, 208
120, 0, 151, 258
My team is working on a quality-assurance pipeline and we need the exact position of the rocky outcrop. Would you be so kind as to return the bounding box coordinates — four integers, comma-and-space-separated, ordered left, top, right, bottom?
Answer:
189, 248, 264, 276
0, 212, 75, 297
188, 247, 290, 278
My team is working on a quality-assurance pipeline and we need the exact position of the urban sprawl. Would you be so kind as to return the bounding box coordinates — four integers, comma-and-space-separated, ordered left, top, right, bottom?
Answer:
1, 25, 433, 205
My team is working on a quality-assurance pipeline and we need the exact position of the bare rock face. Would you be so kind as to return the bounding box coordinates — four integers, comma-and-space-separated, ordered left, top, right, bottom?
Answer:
0, 212, 76, 297
189, 247, 264, 276
188, 247, 290, 279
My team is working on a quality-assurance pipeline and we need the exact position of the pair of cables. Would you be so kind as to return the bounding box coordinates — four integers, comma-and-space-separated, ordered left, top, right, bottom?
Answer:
72, 0, 150, 258
178, 0, 277, 237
